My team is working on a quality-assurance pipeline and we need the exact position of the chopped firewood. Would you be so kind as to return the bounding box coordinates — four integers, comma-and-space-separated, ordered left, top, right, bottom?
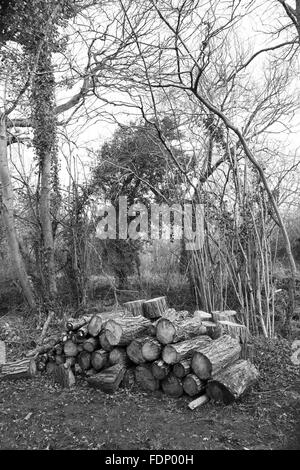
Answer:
173, 359, 191, 378
104, 316, 152, 347
0, 358, 37, 380
182, 373, 206, 397
191, 334, 241, 380
161, 374, 183, 398
142, 296, 168, 319
207, 359, 259, 404
135, 364, 160, 392
162, 335, 212, 364
123, 300, 146, 317
87, 364, 126, 393
91, 349, 109, 371
156, 317, 207, 345
151, 359, 170, 380
188, 394, 210, 410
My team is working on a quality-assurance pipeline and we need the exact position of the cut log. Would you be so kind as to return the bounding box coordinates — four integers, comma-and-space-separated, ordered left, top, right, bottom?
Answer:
0, 358, 37, 380
135, 364, 160, 392
183, 373, 206, 397
109, 348, 129, 366
53, 363, 76, 388
104, 316, 152, 347
207, 359, 259, 404
156, 317, 207, 345
77, 351, 91, 371
142, 337, 161, 362
65, 314, 93, 331
193, 311, 212, 321
63, 340, 78, 357
87, 314, 104, 337
161, 374, 183, 398
87, 364, 126, 393
76, 324, 89, 340
151, 360, 170, 380
142, 296, 167, 319
0, 341, 6, 366
126, 337, 161, 364
188, 394, 210, 410
91, 349, 109, 371
218, 321, 249, 344
148, 308, 188, 335
212, 310, 237, 323
201, 321, 223, 340
85, 368, 98, 378
162, 335, 212, 364
173, 359, 191, 378
126, 338, 146, 364
191, 334, 241, 380
123, 300, 146, 317
99, 331, 114, 352
83, 337, 99, 353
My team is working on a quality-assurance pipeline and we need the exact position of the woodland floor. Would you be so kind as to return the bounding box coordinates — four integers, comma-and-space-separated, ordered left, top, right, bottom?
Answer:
0, 338, 299, 450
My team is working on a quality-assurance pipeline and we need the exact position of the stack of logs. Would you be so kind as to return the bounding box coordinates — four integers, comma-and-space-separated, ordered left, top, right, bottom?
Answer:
0, 297, 259, 408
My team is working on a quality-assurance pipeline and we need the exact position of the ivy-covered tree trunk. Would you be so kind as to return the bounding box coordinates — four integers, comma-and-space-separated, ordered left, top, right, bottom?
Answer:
0, 116, 36, 309
31, 46, 59, 302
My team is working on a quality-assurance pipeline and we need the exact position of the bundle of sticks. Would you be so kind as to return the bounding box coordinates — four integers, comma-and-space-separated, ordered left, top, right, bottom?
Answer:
0, 297, 259, 408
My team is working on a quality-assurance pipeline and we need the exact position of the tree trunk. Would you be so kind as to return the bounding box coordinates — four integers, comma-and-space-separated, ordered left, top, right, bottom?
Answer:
161, 374, 183, 397
218, 321, 249, 344
156, 317, 207, 345
162, 335, 212, 364
212, 310, 237, 322
53, 363, 76, 388
0, 341, 6, 365
182, 373, 206, 397
0, 117, 36, 309
191, 334, 241, 380
87, 364, 126, 393
206, 359, 259, 404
